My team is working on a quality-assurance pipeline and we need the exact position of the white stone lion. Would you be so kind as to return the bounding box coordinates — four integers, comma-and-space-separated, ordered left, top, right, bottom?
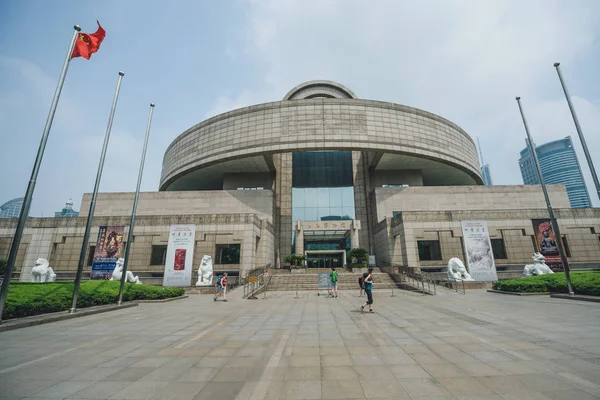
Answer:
523, 252, 554, 277
196, 255, 213, 286
31, 258, 56, 283
110, 258, 141, 284
447, 257, 474, 281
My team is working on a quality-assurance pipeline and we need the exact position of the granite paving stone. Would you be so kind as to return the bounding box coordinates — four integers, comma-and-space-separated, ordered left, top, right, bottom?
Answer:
0, 288, 599, 400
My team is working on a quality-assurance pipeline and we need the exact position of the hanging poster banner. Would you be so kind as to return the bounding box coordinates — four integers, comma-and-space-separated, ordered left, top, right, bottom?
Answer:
460, 220, 498, 281
91, 225, 125, 280
163, 224, 196, 287
531, 219, 562, 267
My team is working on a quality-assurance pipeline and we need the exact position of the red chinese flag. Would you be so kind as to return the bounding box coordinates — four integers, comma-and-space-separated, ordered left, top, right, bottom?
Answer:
71, 21, 106, 60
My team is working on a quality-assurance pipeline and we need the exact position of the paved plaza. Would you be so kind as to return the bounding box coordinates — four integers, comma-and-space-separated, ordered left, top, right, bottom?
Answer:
1, 288, 600, 400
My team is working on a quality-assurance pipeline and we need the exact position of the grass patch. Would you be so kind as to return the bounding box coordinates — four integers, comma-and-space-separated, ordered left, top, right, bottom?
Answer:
3, 281, 184, 320
492, 271, 600, 296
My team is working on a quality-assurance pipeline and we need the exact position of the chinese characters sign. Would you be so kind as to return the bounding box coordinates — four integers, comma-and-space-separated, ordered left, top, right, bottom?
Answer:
460, 220, 498, 281
163, 224, 196, 287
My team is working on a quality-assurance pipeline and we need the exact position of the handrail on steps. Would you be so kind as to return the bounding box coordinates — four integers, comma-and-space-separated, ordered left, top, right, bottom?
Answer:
242, 264, 274, 299
379, 262, 436, 295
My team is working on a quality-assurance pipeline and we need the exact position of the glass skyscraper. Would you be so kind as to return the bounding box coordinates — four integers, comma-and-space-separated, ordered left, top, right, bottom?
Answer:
481, 164, 493, 186
519, 136, 591, 208
0, 197, 25, 218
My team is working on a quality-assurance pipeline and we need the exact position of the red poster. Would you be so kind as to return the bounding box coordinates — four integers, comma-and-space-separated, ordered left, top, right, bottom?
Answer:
531, 219, 562, 268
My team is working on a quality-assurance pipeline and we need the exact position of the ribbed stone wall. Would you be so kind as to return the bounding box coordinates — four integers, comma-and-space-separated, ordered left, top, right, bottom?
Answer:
160, 98, 482, 190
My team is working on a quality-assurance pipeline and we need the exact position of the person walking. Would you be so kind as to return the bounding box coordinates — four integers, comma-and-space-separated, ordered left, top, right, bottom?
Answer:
360, 268, 374, 313
358, 271, 367, 297
329, 267, 339, 298
214, 272, 228, 302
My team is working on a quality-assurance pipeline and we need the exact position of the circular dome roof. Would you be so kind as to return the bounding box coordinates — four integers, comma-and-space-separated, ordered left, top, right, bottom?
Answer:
283, 80, 357, 100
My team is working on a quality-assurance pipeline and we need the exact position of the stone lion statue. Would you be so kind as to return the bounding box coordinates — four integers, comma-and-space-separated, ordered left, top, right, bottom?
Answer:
196, 255, 213, 286
447, 257, 474, 281
523, 252, 554, 277
110, 258, 141, 284
31, 258, 56, 283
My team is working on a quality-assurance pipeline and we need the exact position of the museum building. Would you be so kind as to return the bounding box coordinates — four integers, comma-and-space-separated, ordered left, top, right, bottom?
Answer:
1, 81, 599, 283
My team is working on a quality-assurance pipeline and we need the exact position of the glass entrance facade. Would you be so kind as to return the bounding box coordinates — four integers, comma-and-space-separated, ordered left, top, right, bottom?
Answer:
291, 151, 355, 222
291, 151, 356, 254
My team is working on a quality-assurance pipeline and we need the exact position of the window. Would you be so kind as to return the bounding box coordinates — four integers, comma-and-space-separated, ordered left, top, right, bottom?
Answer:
150, 245, 168, 265
562, 236, 571, 258
87, 246, 96, 266
215, 244, 241, 264
490, 239, 507, 259
418, 240, 442, 261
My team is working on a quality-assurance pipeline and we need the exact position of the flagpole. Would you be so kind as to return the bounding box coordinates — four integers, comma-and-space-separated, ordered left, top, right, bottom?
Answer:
0, 25, 81, 323
70, 71, 125, 314
118, 103, 155, 305
553, 62, 600, 203
515, 96, 575, 296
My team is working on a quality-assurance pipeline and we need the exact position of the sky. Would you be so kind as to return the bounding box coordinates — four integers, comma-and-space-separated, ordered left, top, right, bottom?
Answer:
0, 0, 599, 217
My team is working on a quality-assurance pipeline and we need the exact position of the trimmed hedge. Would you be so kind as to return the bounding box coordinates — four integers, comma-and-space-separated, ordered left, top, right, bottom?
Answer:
3, 281, 185, 320
492, 272, 600, 296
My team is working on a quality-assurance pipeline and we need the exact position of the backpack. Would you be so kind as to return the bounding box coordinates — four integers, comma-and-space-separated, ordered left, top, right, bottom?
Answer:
217, 274, 222, 287
331, 271, 338, 282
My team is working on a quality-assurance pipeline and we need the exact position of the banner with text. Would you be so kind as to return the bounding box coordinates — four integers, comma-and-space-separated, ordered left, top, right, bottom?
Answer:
163, 224, 196, 287
91, 225, 125, 280
531, 219, 562, 267
460, 220, 498, 281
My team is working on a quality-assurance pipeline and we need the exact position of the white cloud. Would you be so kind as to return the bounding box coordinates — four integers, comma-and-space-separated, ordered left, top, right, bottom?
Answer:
230, 0, 600, 205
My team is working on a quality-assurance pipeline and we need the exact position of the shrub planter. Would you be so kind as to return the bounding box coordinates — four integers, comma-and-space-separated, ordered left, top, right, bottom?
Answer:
491, 272, 600, 296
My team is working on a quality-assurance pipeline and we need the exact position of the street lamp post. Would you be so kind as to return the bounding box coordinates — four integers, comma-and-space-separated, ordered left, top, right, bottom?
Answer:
553, 62, 600, 203
515, 96, 574, 296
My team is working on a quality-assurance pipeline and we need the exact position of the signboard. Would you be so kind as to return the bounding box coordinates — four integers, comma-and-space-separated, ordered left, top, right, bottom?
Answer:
532, 219, 562, 267
460, 220, 498, 281
248, 275, 259, 283
318, 272, 330, 289
368, 255, 376, 267
298, 220, 360, 231
91, 226, 125, 280
163, 224, 196, 287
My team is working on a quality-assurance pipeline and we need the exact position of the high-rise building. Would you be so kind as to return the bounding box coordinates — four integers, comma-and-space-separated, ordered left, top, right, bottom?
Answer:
481, 164, 493, 186
519, 136, 591, 208
477, 138, 493, 186
0, 197, 25, 219
54, 198, 79, 218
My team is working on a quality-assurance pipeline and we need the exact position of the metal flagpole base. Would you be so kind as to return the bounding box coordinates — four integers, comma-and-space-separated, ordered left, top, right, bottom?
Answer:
69, 308, 77, 314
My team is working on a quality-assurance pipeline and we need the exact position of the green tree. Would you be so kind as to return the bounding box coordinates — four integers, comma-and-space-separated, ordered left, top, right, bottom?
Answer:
347, 248, 368, 264
284, 254, 307, 268
294, 254, 307, 267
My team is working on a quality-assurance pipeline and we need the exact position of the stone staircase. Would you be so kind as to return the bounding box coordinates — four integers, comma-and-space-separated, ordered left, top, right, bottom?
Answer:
266, 271, 403, 291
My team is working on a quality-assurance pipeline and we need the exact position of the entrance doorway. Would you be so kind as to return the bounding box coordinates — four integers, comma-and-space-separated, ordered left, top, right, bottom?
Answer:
305, 250, 346, 268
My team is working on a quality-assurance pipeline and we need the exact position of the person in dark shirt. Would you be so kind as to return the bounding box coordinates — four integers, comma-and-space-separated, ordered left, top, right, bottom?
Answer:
360, 268, 374, 313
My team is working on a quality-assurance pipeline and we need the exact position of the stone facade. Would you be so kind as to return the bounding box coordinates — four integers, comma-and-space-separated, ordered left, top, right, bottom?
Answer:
0, 213, 274, 282
374, 207, 600, 271
81, 190, 274, 221
4, 81, 599, 284
160, 99, 482, 190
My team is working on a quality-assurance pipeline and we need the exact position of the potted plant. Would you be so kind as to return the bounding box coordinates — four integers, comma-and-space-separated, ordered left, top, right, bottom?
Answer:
290, 254, 307, 273
347, 248, 369, 271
